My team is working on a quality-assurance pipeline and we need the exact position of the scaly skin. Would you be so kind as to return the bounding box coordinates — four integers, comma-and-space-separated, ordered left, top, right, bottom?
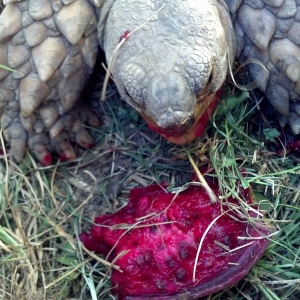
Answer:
228, 0, 300, 134
0, 0, 101, 164
1, 0, 300, 164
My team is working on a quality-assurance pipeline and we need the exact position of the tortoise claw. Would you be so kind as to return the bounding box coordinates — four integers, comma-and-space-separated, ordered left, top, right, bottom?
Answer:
51, 131, 76, 162
3, 122, 27, 163
28, 133, 52, 166
73, 127, 95, 149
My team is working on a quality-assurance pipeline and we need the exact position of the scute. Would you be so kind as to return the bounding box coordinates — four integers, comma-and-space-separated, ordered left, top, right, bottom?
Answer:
233, 0, 300, 135
0, 4, 22, 42
54, 0, 95, 45
237, 5, 276, 50
28, 0, 53, 21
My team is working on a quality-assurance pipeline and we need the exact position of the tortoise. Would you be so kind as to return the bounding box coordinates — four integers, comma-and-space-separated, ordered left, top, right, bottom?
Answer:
0, 0, 300, 164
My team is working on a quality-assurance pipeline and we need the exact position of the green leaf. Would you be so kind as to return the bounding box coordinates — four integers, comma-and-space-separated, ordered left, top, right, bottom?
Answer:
59, 241, 76, 254
118, 107, 127, 116
216, 91, 249, 116
263, 128, 280, 142
254, 192, 273, 212
224, 157, 235, 167
57, 256, 79, 267
239, 174, 249, 189
129, 109, 139, 122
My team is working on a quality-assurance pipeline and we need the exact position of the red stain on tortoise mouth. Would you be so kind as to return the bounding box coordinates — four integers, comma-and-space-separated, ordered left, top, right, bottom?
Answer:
146, 90, 221, 145
80, 169, 272, 300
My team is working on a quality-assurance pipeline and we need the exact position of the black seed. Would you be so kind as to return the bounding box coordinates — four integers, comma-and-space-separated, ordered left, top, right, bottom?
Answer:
179, 247, 188, 260
156, 279, 164, 290
222, 235, 230, 247
175, 268, 186, 280
158, 244, 165, 251
166, 257, 177, 268
150, 225, 157, 232
144, 251, 152, 262
184, 220, 191, 226
135, 254, 145, 265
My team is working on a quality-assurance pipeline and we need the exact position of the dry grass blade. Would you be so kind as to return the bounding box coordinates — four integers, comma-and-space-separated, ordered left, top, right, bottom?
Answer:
228, 55, 269, 92
186, 150, 218, 203
193, 210, 230, 281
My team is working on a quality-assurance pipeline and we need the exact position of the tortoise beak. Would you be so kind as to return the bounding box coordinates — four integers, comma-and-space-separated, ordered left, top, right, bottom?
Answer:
145, 90, 221, 145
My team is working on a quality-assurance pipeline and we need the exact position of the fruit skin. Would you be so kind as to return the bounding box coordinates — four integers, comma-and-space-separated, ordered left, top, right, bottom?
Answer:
81, 176, 272, 300
124, 236, 268, 300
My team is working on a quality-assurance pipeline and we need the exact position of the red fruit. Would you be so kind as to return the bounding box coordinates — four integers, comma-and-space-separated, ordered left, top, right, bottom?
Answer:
80, 176, 271, 300
287, 139, 300, 153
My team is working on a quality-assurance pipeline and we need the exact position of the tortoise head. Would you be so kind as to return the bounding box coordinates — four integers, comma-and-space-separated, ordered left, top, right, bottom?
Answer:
99, 0, 236, 144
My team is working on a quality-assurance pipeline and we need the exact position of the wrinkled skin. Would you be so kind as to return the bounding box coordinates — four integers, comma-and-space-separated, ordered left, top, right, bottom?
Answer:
0, 0, 300, 164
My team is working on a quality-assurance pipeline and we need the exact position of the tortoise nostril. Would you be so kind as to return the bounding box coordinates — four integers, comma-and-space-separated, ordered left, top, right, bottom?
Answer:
207, 73, 213, 85
157, 111, 189, 129
174, 111, 188, 123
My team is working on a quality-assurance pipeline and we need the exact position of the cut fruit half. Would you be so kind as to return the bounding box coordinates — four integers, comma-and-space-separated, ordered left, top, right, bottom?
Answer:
80, 172, 272, 300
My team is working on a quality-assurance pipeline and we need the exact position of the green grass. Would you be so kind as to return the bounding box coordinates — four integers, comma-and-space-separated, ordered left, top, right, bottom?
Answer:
207, 91, 300, 300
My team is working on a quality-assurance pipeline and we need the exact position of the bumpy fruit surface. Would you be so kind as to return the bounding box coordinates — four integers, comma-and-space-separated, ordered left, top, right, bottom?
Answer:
81, 175, 271, 299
